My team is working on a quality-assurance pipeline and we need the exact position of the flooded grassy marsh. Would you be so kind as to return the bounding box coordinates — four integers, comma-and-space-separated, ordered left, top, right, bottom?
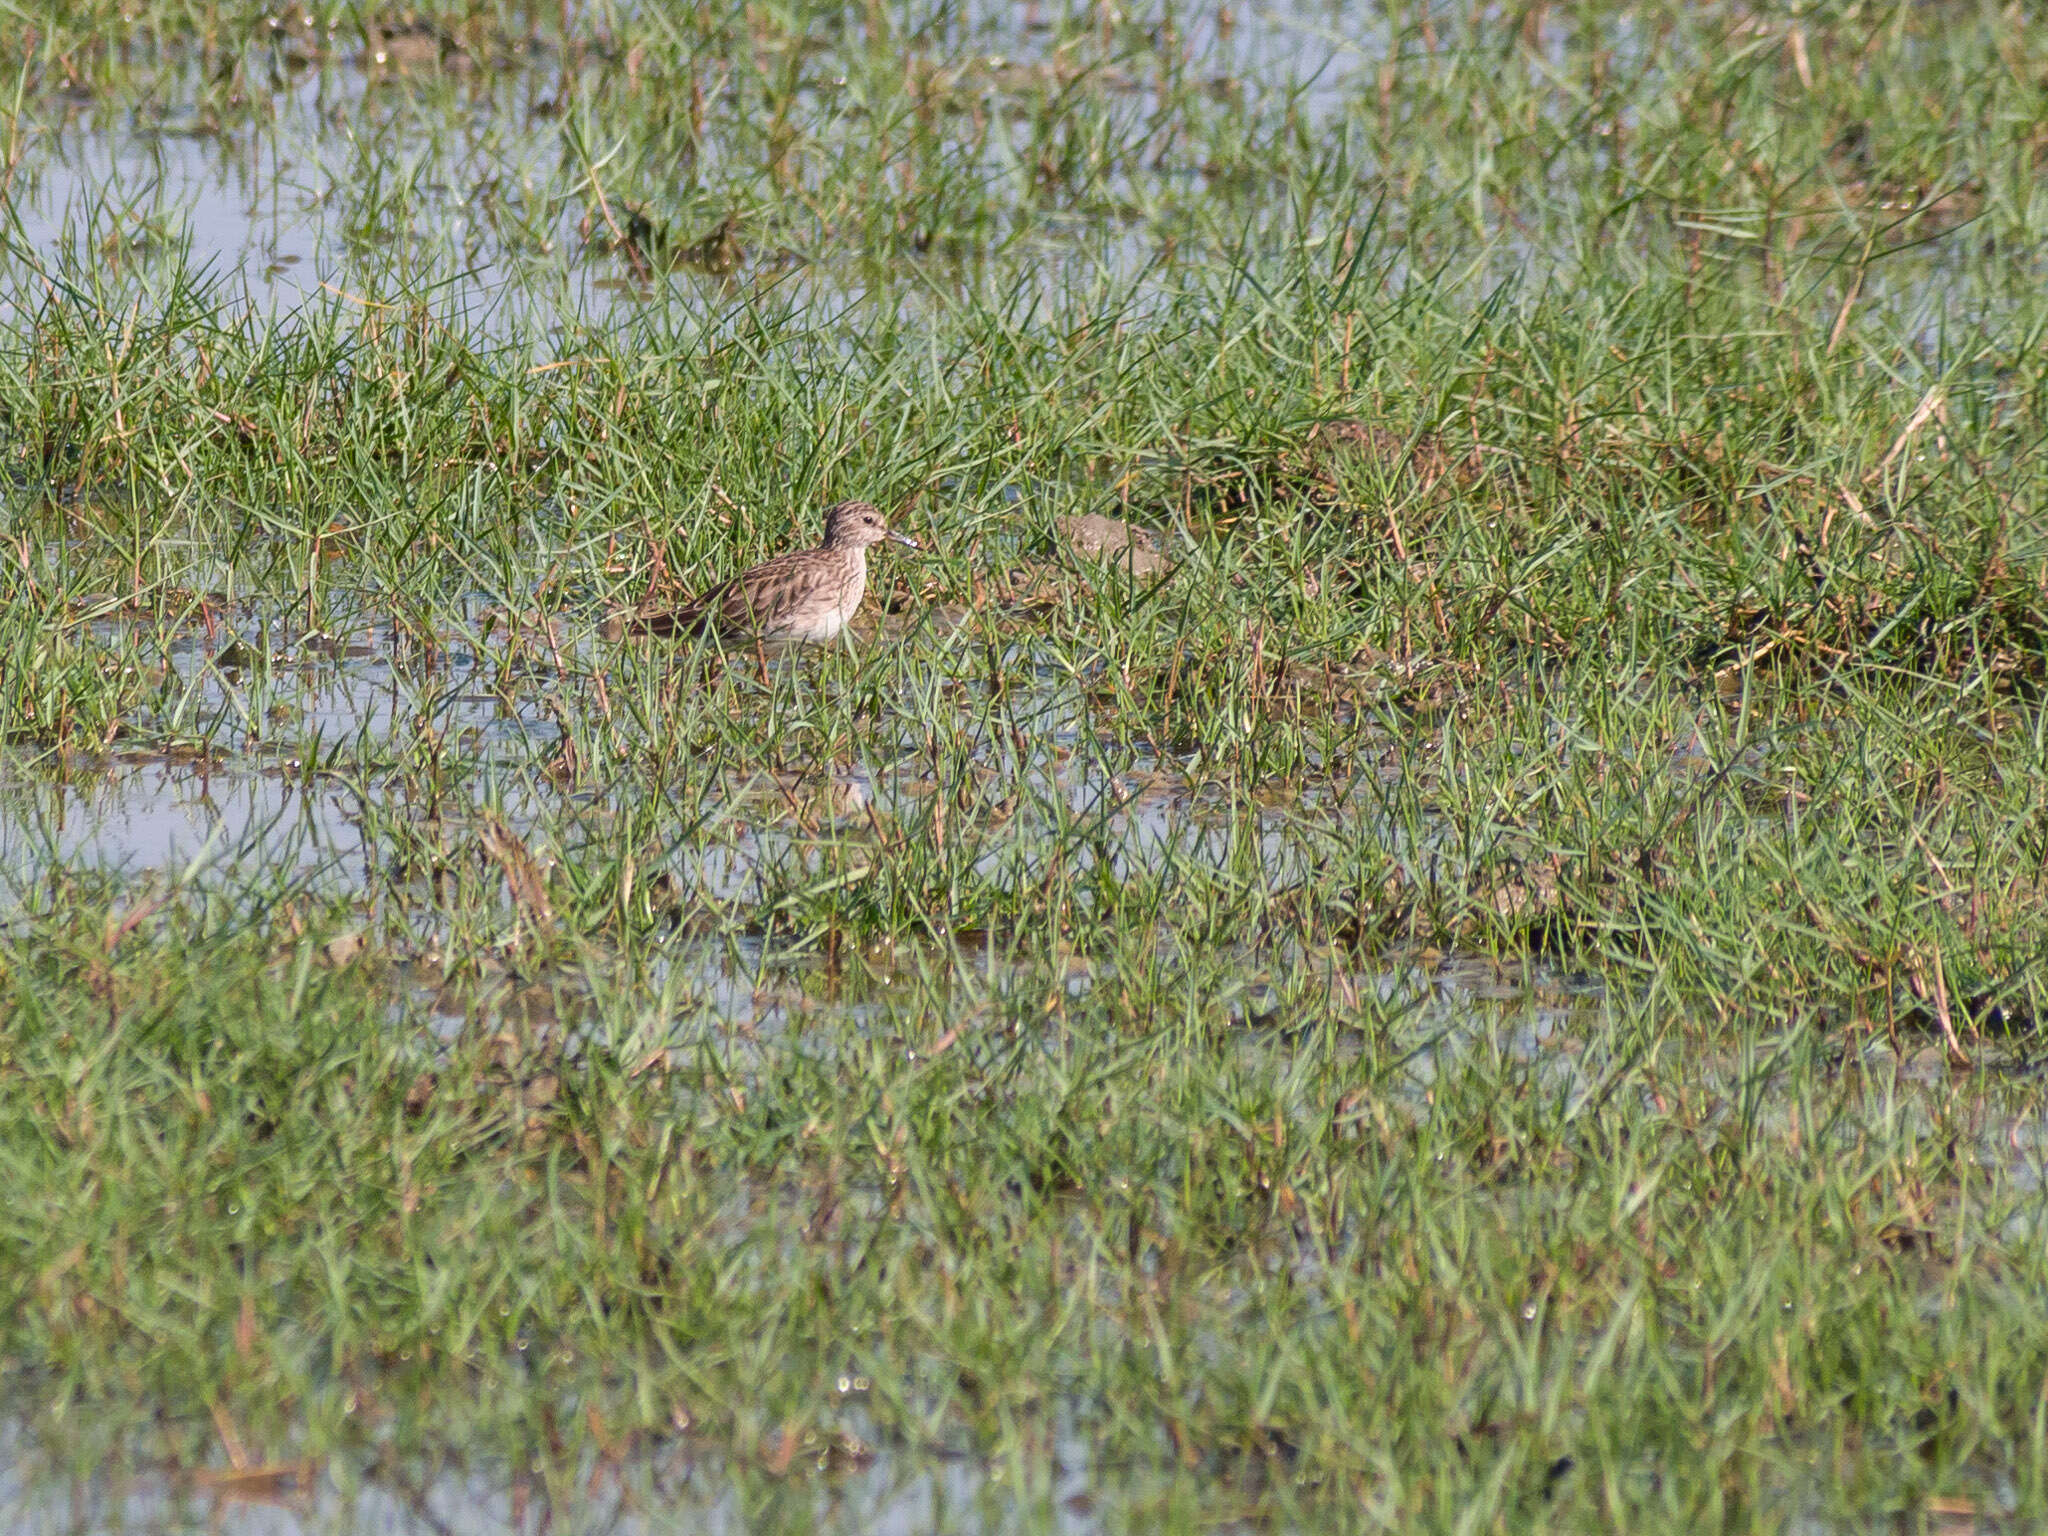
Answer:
5, 0, 2048, 1530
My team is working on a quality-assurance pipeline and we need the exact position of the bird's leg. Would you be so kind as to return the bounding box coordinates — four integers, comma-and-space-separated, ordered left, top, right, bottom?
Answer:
753, 632, 771, 689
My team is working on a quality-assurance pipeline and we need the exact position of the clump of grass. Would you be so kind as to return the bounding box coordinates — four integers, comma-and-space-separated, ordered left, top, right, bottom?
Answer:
4, 0, 2048, 1528
5, 894, 2048, 1530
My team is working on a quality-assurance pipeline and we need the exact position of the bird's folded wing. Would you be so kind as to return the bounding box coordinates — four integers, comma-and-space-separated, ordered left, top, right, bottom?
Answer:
603, 550, 811, 639
610, 574, 776, 639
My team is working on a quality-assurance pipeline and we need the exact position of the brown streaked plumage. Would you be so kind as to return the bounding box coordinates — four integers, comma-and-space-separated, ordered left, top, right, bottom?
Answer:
632, 500, 918, 644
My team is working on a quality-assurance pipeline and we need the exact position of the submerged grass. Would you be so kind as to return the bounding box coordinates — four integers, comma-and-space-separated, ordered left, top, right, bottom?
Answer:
3, 0, 2048, 1529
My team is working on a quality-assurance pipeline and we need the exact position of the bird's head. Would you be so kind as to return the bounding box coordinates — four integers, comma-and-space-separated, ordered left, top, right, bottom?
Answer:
821, 500, 918, 551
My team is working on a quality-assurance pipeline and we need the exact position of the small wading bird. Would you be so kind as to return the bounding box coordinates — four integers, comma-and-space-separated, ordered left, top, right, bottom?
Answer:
626, 499, 919, 645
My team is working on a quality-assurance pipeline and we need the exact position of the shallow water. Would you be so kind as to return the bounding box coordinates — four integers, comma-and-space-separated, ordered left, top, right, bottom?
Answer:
0, 1423, 1128, 1536
7, 0, 2010, 348
0, 602, 1326, 904
1, 0, 1368, 335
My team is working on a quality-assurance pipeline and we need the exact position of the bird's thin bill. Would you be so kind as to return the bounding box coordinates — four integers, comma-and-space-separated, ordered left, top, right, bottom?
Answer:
887, 529, 920, 548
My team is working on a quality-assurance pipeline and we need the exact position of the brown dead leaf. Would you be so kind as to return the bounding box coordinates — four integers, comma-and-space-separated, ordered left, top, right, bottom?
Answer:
480, 815, 555, 930
193, 1460, 316, 1501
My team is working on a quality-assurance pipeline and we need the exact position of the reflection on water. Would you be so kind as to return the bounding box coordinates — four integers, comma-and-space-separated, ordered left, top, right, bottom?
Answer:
0, 610, 1347, 909
0, 1421, 1136, 1536
0, 618, 551, 895
0, 755, 365, 881
2, 0, 1368, 333
8, 0, 2007, 342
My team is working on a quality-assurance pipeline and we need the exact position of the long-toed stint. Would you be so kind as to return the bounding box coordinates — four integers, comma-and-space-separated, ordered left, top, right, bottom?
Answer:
631, 500, 918, 644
